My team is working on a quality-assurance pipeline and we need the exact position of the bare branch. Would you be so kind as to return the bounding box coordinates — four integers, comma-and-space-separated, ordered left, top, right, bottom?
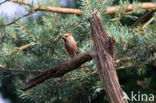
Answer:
21, 49, 94, 91
8, 0, 31, 6
1, 2, 156, 27
106, 2, 156, 14
142, 16, 155, 29
9, 0, 82, 15
0, 9, 37, 27
20, 43, 147, 91
17, 43, 33, 51
9, 0, 156, 15
132, 10, 155, 27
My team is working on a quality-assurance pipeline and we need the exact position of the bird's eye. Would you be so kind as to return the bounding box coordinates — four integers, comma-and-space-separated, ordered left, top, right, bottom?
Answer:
65, 35, 68, 37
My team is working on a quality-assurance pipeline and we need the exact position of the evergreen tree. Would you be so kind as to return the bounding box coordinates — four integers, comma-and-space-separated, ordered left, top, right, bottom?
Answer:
0, 0, 155, 103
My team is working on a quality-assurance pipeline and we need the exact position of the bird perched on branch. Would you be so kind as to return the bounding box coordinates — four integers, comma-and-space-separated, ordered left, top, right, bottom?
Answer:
60, 33, 78, 57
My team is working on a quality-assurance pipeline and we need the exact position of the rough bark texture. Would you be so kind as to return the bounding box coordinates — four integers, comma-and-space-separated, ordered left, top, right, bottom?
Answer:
89, 11, 128, 103
21, 49, 94, 91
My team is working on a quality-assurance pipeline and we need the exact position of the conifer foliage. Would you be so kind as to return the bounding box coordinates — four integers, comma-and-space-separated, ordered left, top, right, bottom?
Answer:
0, 0, 155, 103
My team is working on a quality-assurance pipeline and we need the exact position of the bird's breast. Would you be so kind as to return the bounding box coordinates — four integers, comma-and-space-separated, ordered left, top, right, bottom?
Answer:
64, 40, 78, 56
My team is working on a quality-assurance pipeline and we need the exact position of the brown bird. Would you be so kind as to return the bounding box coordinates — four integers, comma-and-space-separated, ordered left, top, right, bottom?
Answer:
61, 33, 78, 57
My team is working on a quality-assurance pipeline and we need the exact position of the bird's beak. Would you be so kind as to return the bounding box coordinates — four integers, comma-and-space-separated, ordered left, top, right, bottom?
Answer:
60, 35, 66, 40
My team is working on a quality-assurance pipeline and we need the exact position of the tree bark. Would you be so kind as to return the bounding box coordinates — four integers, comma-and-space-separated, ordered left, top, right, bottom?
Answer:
89, 11, 128, 103
21, 49, 94, 91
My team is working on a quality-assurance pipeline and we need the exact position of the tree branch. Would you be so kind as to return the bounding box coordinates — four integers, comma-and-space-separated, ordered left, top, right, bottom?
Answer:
132, 10, 155, 27
142, 16, 155, 29
21, 49, 94, 91
8, 0, 31, 6
106, 2, 156, 14
0, 9, 36, 27
20, 46, 143, 91
1, 1, 156, 27
16, 43, 33, 51
9, 0, 156, 15
9, 0, 82, 15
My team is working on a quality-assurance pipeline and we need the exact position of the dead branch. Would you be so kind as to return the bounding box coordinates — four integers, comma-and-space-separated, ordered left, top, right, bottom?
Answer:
90, 11, 128, 103
142, 16, 155, 29
9, 0, 156, 15
8, 0, 31, 6
132, 10, 155, 27
1, 1, 156, 27
106, 2, 156, 14
21, 49, 94, 91
37, 6, 82, 15
17, 43, 33, 51
9, 0, 82, 15
20, 43, 144, 91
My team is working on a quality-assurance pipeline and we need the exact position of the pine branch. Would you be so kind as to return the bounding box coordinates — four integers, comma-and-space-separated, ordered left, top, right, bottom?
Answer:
9, 0, 156, 15
1, 2, 156, 27
0, 65, 44, 73
9, 0, 82, 15
0, 9, 37, 27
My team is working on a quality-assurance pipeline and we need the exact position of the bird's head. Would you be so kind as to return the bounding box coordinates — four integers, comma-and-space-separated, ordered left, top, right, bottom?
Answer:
61, 33, 75, 42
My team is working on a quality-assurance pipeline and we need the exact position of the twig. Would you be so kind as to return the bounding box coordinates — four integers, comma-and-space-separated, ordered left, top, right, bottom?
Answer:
0, 65, 44, 73
0, 9, 37, 27
110, 17, 122, 21
13, 43, 34, 57
17, 43, 33, 51
132, 10, 155, 27
115, 56, 139, 64
142, 16, 155, 30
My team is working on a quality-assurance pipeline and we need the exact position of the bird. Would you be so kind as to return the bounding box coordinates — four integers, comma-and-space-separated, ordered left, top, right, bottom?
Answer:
60, 33, 78, 57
